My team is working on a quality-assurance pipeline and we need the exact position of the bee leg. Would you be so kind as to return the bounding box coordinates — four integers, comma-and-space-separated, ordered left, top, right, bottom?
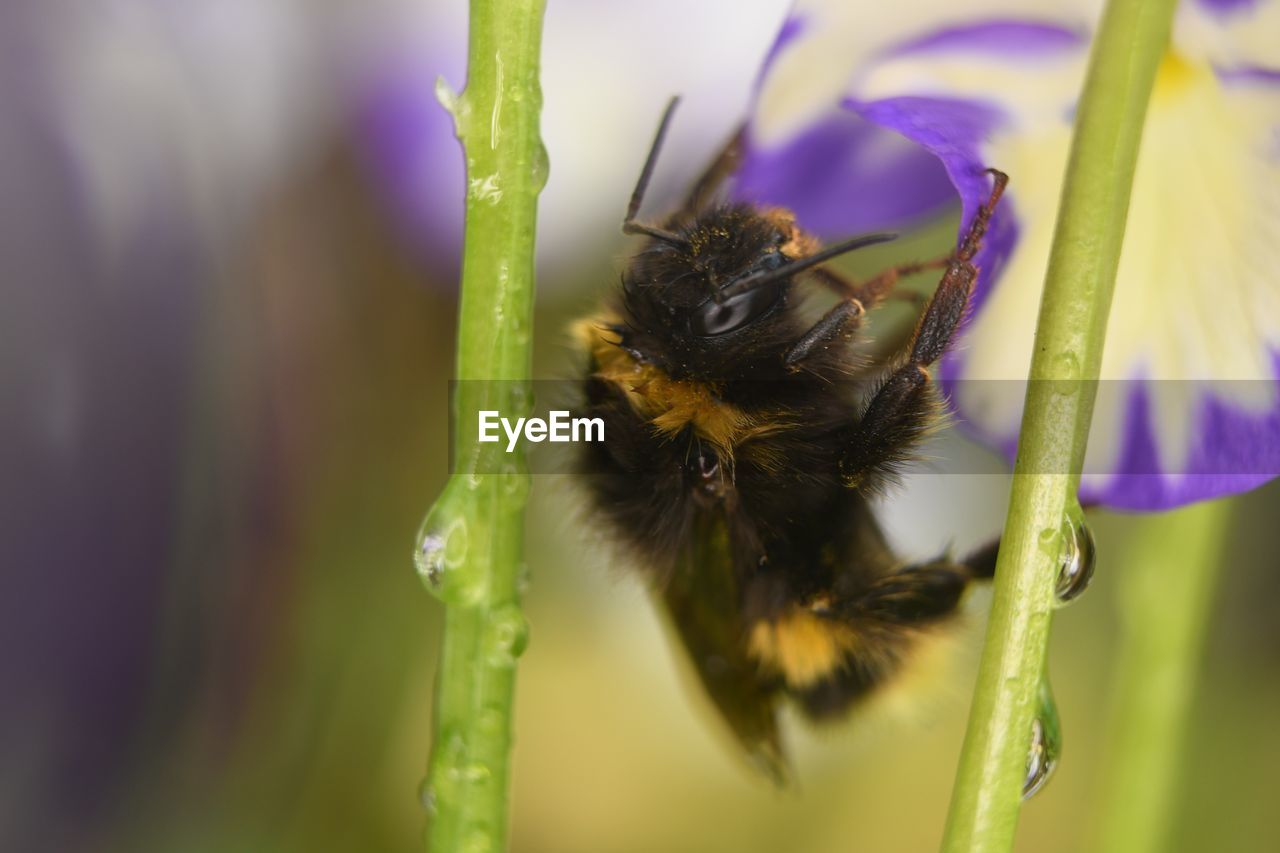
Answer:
792, 558, 983, 720
782, 298, 866, 370
963, 537, 1001, 579
839, 170, 1008, 486
844, 561, 972, 624
838, 361, 941, 487
809, 261, 947, 309
843, 539, 1003, 624
683, 125, 746, 211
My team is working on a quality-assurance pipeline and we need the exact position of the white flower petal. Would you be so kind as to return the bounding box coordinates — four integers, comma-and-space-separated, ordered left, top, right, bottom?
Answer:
756, 0, 1102, 144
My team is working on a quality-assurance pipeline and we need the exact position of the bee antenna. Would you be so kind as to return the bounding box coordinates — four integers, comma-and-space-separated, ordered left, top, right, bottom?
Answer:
622, 96, 691, 249
716, 232, 898, 301
626, 96, 680, 223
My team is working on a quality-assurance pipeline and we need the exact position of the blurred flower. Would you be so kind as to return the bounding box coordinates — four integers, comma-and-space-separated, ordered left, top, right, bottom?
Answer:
741, 0, 1280, 510
1, 1, 329, 848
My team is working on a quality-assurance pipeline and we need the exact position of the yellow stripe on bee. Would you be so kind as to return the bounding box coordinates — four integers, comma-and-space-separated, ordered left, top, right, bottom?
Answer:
573, 312, 790, 453
747, 608, 861, 689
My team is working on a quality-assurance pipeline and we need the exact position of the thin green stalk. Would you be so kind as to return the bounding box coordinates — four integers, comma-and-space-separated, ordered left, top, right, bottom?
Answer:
415, 2, 547, 851
1093, 499, 1233, 853
940, 0, 1178, 849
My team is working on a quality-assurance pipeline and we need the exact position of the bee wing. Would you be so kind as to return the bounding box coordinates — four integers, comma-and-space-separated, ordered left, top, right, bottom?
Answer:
656, 520, 790, 784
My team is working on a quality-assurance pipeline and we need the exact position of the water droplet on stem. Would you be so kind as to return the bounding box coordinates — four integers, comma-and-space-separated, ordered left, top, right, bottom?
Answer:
413, 478, 485, 606
531, 140, 550, 192
418, 778, 437, 814
1023, 677, 1062, 799
484, 604, 529, 667
1055, 502, 1096, 605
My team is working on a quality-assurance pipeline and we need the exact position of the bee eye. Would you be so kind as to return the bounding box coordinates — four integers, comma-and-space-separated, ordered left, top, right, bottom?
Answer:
689, 287, 782, 337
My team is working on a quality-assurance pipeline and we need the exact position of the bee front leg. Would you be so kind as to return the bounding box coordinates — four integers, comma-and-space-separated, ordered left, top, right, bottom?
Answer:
839, 170, 1008, 487
836, 347, 946, 489
782, 298, 866, 370
810, 261, 946, 308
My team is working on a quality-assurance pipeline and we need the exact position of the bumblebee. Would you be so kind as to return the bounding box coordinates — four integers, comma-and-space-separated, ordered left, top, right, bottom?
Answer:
575, 98, 1007, 780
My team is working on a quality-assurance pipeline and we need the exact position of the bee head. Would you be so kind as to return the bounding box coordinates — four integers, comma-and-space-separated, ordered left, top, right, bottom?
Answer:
618, 205, 894, 379
617, 205, 801, 375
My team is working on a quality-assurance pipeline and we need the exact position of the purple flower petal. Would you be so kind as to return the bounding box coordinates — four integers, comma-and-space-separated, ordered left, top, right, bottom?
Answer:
882, 20, 1088, 61
733, 109, 954, 236
846, 95, 1018, 313
1216, 65, 1280, 86
756, 13, 810, 87
1195, 0, 1263, 19
1082, 369, 1280, 509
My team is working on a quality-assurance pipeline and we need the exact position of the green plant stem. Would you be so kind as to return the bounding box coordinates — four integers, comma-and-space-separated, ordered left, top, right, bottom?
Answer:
940, 0, 1177, 849
417, 1, 547, 851
1092, 499, 1233, 853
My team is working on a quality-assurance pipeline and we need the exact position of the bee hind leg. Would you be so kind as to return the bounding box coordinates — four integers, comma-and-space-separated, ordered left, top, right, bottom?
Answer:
836, 560, 973, 625
794, 553, 996, 720
836, 537, 1002, 625
962, 536, 1001, 579
779, 561, 969, 720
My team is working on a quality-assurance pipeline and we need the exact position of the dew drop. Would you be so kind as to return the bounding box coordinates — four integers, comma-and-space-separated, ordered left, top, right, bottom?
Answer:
1049, 352, 1082, 398
1023, 679, 1062, 800
1052, 351, 1081, 379
1054, 504, 1096, 605
531, 141, 550, 192
483, 604, 529, 667
1023, 720, 1057, 799
414, 495, 485, 606
417, 532, 446, 586
418, 778, 437, 815
500, 466, 530, 502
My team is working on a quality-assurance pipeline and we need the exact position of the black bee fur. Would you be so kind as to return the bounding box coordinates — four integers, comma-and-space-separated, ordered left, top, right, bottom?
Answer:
575, 97, 1007, 778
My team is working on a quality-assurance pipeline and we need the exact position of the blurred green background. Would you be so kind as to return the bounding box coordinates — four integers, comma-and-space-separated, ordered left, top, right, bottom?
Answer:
4, 2, 1279, 852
